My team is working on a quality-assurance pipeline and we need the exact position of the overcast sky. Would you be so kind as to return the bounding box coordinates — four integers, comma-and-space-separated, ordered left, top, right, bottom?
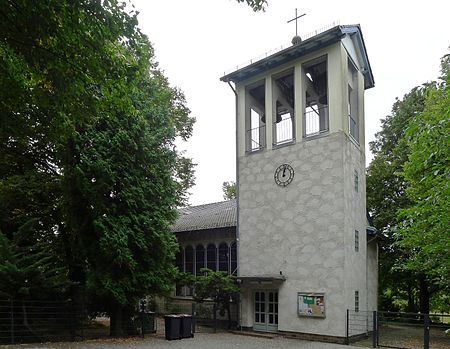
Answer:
131, 0, 449, 206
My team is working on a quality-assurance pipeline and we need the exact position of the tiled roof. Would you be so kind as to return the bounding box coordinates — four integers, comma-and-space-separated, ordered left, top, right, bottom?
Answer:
172, 199, 236, 232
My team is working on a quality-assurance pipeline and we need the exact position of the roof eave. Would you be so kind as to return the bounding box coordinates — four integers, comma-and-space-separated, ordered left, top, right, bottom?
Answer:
220, 25, 375, 89
220, 26, 345, 84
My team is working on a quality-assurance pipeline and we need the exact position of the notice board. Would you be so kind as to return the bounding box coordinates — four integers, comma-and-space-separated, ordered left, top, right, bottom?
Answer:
297, 293, 325, 318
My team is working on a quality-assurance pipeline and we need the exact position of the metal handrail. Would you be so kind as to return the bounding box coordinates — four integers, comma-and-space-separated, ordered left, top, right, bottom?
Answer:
246, 124, 266, 152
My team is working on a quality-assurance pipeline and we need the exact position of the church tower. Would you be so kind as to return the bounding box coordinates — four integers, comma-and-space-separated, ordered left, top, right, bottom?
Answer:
221, 24, 377, 340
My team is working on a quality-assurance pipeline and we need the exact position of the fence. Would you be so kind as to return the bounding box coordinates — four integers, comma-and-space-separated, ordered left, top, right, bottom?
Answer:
347, 310, 450, 349
0, 299, 158, 344
0, 299, 83, 344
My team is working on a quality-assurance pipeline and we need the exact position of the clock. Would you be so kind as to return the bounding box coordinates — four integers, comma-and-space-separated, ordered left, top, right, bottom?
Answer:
274, 164, 294, 187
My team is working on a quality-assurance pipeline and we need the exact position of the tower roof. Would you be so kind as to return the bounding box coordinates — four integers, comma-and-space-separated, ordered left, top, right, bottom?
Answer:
220, 24, 374, 89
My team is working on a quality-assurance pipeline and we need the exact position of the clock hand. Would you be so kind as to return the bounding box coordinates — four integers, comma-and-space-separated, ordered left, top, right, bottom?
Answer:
282, 167, 286, 177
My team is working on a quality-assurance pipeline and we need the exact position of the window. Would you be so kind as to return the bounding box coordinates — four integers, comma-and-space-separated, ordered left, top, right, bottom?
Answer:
354, 170, 359, 193
348, 59, 359, 141
230, 241, 237, 275
355, 230, 359, 252
206, 243, 217, 271
185, 245, 194, 275
273, 69, 295, 145
303, 56, 328, 137
175, 249, 184, 296
355, 291, 359, 312
195, 244, 205, 275
218, 242, 229, 272
246, 80, 266, 152
175, 249, 183, 272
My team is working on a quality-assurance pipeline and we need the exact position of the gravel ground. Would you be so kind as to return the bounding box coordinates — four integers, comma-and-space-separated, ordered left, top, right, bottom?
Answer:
1, 332, 363, 349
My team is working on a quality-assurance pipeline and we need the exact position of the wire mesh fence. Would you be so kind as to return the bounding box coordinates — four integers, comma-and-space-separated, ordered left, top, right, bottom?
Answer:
0, 299, 83, 344
346, 310, 450, 349
347, 310, 376, 345
0, 299, 160, 344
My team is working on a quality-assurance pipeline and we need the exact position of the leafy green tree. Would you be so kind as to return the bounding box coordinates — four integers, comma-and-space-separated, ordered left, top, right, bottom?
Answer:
193, 268, 239, 329
398, 54, 450, 310
222, 181, 236, 200
367, 87, 428, 312
1, 0, 195, 336
0, 229, 70, 301
237, 0, 267, 11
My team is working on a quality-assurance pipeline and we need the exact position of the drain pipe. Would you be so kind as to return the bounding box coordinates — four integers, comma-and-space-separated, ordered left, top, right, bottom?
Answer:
227, 80, 241, 330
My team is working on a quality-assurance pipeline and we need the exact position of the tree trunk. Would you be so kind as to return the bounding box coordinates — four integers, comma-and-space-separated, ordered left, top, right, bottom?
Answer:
419, 276, 430, 314
110, 305, 125, 337
406, 281, 416, 313
226, 303, 231, 330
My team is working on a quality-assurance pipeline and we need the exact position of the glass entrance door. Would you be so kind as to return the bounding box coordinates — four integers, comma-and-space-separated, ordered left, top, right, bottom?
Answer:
253, 290, 278, 332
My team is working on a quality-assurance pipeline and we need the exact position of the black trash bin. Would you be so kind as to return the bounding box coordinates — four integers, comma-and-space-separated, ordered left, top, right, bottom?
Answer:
142, 311, 156, 334
180, 314, 194, 338
164, 315, 182, 340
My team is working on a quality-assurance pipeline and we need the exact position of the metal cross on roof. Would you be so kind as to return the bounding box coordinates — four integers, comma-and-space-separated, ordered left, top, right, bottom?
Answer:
287, 8, 306, 37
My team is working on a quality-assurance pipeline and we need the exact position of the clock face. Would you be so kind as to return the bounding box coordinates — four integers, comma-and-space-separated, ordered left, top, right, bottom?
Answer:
274, 164, 294, 187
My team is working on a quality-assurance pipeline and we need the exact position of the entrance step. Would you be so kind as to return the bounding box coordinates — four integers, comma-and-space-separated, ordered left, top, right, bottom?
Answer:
230, 330, 276, 339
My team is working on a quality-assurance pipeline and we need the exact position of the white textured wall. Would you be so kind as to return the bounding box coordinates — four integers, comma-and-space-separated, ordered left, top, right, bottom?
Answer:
238, 132, 350, 336
342, 135, 367, 314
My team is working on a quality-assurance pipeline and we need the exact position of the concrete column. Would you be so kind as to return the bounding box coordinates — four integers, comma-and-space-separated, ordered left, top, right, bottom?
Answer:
357, 70, 365, 152
237, 85, 247, 157
294, 64, 304, 140
328, 43, 346, 134
265, 77, 273, 149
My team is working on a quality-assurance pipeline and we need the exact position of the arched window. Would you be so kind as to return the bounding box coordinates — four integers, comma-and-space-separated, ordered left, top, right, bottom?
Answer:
185, 245, 194, 275
175, 248, 183, 272
206, 243, 217, 271
195, 244, 205, 275
218, 242, 229, 273
230, 241, 237, 275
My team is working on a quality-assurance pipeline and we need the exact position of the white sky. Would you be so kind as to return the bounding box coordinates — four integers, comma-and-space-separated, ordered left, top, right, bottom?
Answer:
131, 0, 449, 206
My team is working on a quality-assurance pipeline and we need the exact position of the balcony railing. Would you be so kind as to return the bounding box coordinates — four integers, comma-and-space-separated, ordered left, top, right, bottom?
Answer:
273, 115, 294, 146
304, 105, 329, 137
246, 124, 266, 152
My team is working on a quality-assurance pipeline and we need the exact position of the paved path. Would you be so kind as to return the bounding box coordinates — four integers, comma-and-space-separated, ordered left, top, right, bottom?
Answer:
2, 332, 363, 349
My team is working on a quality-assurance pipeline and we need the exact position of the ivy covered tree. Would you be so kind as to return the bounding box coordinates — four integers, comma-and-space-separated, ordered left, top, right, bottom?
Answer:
1, 0, 195, 336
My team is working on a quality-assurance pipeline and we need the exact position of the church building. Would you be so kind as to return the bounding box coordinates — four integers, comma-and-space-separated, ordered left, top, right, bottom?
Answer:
172, 23, 378, 342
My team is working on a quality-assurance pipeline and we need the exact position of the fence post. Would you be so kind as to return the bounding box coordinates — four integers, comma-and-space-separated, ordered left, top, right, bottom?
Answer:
372, 311, 377, 348
140, 299, 145, 338
424, 314, 430, 349
191, 303, 196, 334
376, 311, 380, 347
345, 309, 349, 344
10, 299, 14, 344
213, 303, 217, 333
80, 300, 84, 341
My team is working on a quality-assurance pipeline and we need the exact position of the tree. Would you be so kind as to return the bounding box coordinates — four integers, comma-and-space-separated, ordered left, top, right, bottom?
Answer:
236, 0, 267, 11
222, 181, 236, 200
193, 269, 239, 329
398, 54, 450, 310
366, 86, 428, 312
1, 0, 195, 336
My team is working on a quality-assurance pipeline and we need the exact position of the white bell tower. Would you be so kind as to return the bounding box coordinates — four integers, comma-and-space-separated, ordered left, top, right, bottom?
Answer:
221, 24, 377, 340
